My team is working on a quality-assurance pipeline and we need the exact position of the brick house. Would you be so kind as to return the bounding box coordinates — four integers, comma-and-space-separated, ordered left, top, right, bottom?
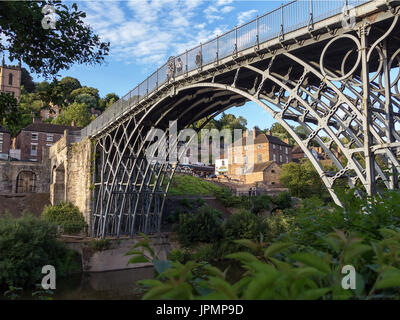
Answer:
243, 161, 283, 187
228, 127, 292, 178
0, 126, 11, 159
13, 119, 81, 162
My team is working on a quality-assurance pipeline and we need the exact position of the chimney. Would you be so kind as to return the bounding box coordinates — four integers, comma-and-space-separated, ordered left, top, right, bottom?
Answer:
284, 138, 289, 144
253, 127, 257, 139
33, 118, 42, 124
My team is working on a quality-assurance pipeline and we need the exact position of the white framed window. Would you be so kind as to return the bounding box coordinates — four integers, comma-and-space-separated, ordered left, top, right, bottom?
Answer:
257, 144, 261, 149
0, 133, 3, 141
280, 145, 282, 150
273, 144, 276, 149
244, 155, 248, 164
244, 146, 248, 151
0, 143, 3, 153
46, 143, 53, 147
31, 132, 38, 141
30, 143, 38, 156
234, 156, 237, 164
257, 154, 262, 162
273, 154, 276, 161
280, 154, 283, 162
286, 147, 288, 154
46, 134, 53, 142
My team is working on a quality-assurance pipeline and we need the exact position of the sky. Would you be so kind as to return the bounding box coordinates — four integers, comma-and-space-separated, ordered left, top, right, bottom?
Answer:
24, 1, 289, 130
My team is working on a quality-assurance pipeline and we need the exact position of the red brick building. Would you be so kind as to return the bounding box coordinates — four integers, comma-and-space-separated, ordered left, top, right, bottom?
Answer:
13, 119, 81, 162
0, 126, 11, 159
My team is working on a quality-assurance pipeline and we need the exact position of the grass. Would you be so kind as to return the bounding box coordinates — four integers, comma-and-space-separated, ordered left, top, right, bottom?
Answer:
166, 175, 223, 196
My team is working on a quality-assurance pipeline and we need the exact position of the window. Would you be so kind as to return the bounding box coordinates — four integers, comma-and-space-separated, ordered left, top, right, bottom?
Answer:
244, 146, 248, 151
31, 132, 38, 141
273, 154, 276, 161
286, 147, 288, 154
0, 143, 2, 153
241, 167, 245, 174
280, 145, 282, 151
234, 156, 237, 164
46, 144, 53, 147
271, 170, 275, 173
221, 160, 225, 166
0, 133, 3, 141
46, 134, 53, 142
273, 144, 276, 149
8, 73, 13, 86
280, 154, 283, 163
257, 144, 261, 149
30, 144, 38, 156
244, 156, 248, 164
257, 154, 262, 162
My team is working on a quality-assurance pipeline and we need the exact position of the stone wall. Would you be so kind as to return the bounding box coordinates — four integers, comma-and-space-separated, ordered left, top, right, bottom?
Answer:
50, 131, 93, 226
0, 148, 50, 194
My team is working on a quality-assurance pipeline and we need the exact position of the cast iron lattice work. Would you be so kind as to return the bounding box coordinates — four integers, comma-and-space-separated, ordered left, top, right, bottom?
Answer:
86, 0, 400, 238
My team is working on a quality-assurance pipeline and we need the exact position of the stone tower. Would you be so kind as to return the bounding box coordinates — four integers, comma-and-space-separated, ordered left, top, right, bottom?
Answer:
0, 55, 22, 101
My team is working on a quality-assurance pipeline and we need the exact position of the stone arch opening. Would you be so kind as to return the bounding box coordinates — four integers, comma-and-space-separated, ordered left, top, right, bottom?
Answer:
51, 163, 65, 204
16, 170, 37, 193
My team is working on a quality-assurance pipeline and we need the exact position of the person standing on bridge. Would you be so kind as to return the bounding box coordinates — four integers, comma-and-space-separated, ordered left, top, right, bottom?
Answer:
166, 56, 175, 82
195, 49, 202, 69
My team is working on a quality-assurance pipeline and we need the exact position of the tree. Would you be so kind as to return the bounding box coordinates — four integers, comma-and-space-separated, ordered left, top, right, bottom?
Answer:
70, 86, 99, 102
104, 93, 119, 109
0, 1, 109, 77
0, 92, 21, 136
21, 68, 35, 93
53, 102, 91, 127
266, 123, 295, 145
279, 160, 324, 199
59, 77, 81, 104
74, 94, 97, 110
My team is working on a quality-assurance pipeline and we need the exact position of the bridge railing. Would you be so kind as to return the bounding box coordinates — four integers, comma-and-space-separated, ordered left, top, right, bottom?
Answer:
82, 0, 370, 138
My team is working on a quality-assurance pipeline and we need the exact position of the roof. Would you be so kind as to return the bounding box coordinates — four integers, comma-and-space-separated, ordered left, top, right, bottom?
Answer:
250, 161, 275, 172
20, 123, 81, 134
0, 125, 10, 134
292, 145, 304, 154
233, 129, 292, 147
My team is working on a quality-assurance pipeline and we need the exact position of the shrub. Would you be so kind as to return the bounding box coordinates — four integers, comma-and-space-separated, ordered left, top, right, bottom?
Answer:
175, 205, 223, 247
272, 191, 292, 210
223, 210, 266, 242
41, 202, 87, 234
263, 213, 292, 242
89, 239, 111, 251
167, 249, 186, 263
0, 214, 81, 288
252, 195, 272, 214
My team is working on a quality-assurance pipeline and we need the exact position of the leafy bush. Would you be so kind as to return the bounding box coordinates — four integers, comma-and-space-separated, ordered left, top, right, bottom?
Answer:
41, 202, 87, 234
262, 213, 292, 242
223, 210, 266, 242
252, 195, 272, 214
135, 229, 400, 300
272, 191, 292, 210
175, 205, 223, 247
167, 249, 186, 263
88, 239, 111, 251
0, 214, 80, 288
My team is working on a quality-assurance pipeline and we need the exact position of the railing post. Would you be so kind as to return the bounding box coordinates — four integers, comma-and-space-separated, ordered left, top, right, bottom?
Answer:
146, 78, 149, 97
280, 1, 284, 41
186, 50, 188, 76
235, 26, 238, 55
256, 15, 260, 49
216, 35, 219, 65
309, 0, 314, 31
156, 68, 159, 90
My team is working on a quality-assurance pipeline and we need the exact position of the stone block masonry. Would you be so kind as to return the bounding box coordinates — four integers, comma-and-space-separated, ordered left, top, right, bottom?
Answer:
50, 130, 93, 228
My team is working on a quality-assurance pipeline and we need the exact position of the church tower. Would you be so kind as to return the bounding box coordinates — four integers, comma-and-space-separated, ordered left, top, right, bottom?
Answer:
0, 55, 22, 101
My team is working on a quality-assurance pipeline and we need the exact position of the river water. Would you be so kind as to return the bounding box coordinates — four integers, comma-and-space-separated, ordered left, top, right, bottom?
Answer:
35, 267, 155, 300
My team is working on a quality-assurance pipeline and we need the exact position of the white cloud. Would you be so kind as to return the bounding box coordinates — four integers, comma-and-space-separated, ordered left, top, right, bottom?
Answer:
237, 9, 257, 25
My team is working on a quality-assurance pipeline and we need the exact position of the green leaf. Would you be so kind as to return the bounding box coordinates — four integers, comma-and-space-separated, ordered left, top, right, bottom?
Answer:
264, 242, 294, 258
376, 268, 400, 289
226, 252, 259, 263
290, 252, 330, 274
343, 243, 371, 264
244, 273, 278, 300
297, 288, 330, 300
127, 255, 150, 264
142, 284, 174, 300
234, 239, 259, 251
138, 279, 164, 287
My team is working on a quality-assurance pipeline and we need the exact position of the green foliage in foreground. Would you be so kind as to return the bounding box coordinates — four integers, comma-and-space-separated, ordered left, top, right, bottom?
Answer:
41, 202, 87, 235
0, 214, 81, 288
129, 190, 400, 300
133, 229, 400, 300
167, 175, 223, 196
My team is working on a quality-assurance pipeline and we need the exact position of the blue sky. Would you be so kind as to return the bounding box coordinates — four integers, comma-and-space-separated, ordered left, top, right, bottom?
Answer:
28, 0, 288, 130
